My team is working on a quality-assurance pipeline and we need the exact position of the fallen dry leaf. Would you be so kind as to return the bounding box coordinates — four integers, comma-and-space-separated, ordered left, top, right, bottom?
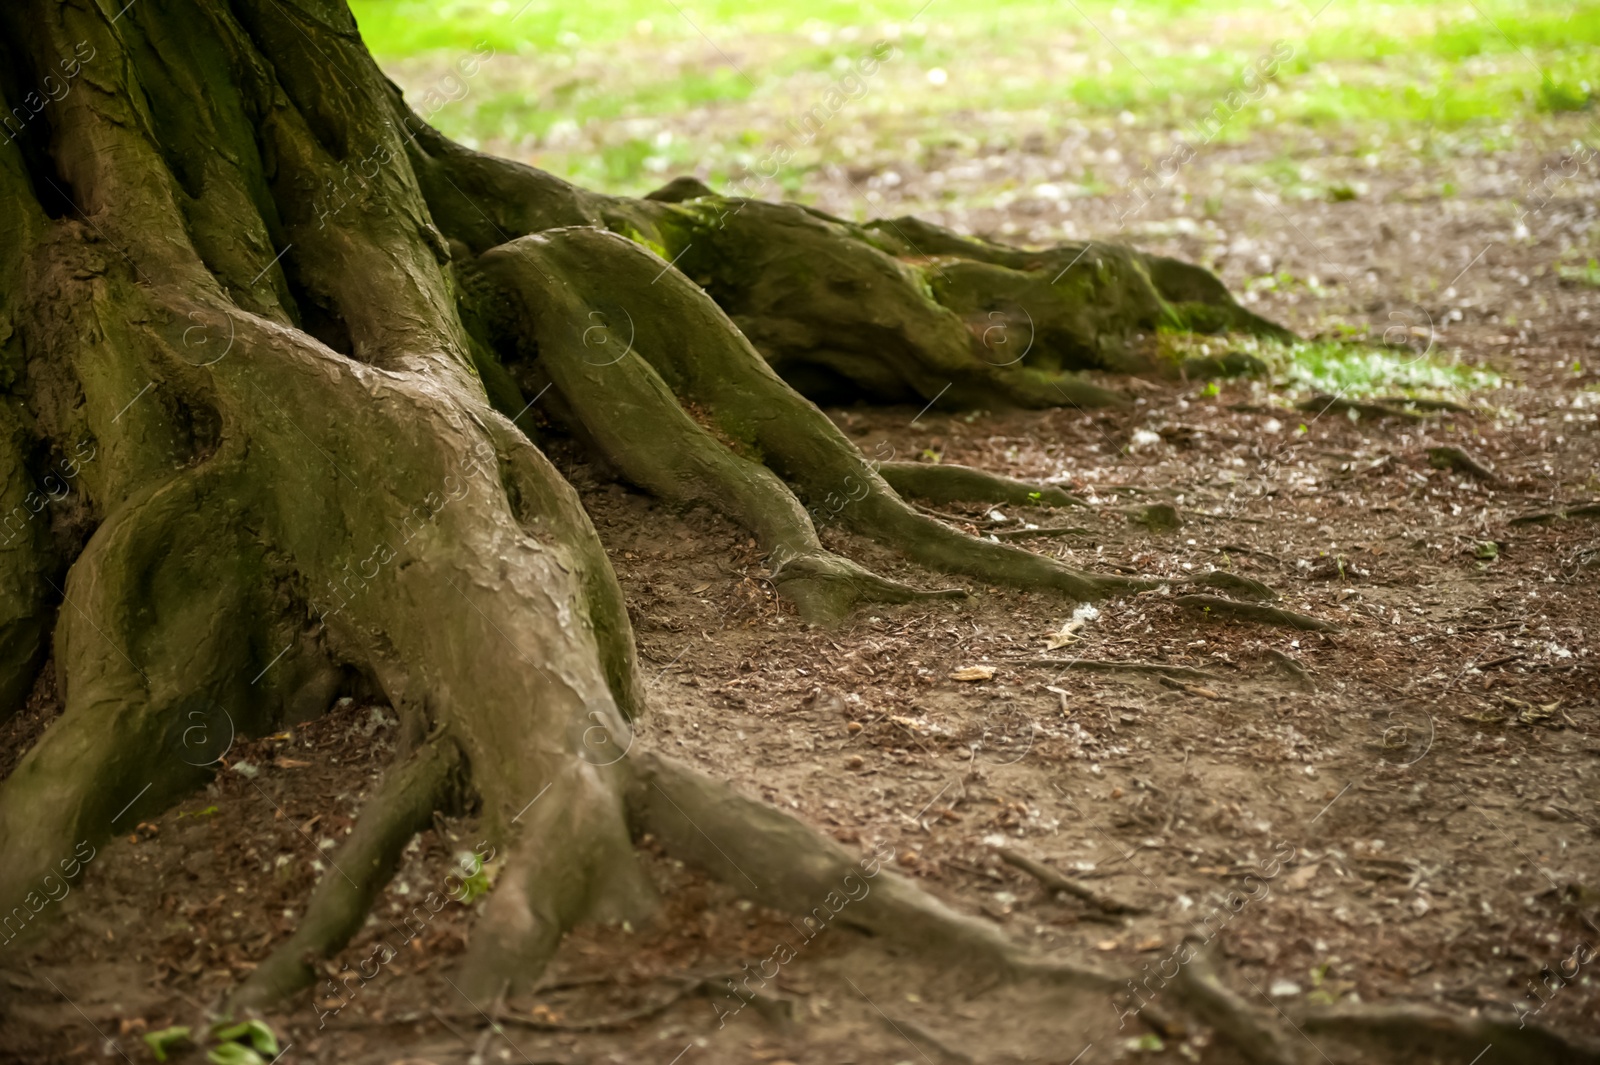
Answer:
1284, 863, 1319, 891
1044, 617, 1086, 650
949, 665, 997, 682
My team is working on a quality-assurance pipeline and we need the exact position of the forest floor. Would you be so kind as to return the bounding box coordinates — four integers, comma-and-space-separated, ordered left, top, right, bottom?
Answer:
2, 6, 1599, 1065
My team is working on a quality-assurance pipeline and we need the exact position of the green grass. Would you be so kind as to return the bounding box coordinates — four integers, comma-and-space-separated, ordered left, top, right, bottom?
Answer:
1276, 340, 1501, 396
1557, 258, 1600, 286
1161, 329, 1501, 398
348, 0, 1600, 192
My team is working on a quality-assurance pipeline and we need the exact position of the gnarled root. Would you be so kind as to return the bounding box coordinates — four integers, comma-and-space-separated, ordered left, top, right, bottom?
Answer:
624, 749, 1111, 992
473, 227, 1151, 611
234, 738, 466, 1008
475, 239, 964, 625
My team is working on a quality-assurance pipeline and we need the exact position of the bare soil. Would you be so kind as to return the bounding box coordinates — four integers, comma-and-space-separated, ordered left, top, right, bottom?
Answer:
1, 121, 1596, 1065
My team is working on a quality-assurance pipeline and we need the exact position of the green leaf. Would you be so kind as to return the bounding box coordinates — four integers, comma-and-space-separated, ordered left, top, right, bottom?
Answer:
206, 1045, 266, 1065
212, 1018, 280, 1056
143, 1026, 192, 1063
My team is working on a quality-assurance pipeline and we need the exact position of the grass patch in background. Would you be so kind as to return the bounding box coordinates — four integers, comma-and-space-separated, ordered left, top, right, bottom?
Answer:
1274, 339, 1502, 396
351, 0, 1600, 194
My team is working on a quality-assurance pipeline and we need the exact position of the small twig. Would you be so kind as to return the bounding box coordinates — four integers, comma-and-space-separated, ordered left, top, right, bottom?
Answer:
1453, 619, 1525, 633
1008, 658, 1222, 681
1215, 543, 1285, 565
913, 503, 1002, 527
1188, 511, 1269, 524
1159, 675, 1226, 700
1296, 393, 1426, 421
941, 856, 1007, 882
990, 526, 1094, 540
1427, 445, 1499, 483
997, 848, 1145, 914
1474, 653, 1524, 670
470, 980, 510, 1064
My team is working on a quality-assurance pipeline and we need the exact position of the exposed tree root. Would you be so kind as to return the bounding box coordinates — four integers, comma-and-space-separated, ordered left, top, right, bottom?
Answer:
626, 750, 1117, 994
1427, 445, 1499, 483
235, 739, 465, 1008
1510, 502, 1600, 525
1296, 1003, 1600, 1065
876, 462, 1086, 509
471, 226, 1151, 607
997, 847, 1145, 914
476, 237, 965, 626
1190, 570, 1280, 601
990, 526, 1095, 541
1296, 394, 1426, 422
1177, 594, 1341, 632
1170, 945, 1305, 1065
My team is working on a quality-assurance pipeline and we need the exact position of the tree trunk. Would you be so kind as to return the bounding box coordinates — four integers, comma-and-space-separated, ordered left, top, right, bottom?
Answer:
7, 5, 1552, 1061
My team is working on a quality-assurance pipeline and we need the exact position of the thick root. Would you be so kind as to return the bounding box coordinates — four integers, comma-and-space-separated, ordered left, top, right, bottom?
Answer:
1298, 1003, 1600, 1065
1177, 594, 1339, 632
404, 130, 1291, 412
633, 198, 1133, 409
625, 749, 1111, 992
457, 757, 657, 1000
478, 227, 1150, 605
877, 461, 1086, 509
476, 239, 963, 625
233, 738, 465, 1008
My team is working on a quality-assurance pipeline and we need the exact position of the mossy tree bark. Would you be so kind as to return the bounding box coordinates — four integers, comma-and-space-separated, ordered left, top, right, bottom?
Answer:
4, 5, 1557, 1062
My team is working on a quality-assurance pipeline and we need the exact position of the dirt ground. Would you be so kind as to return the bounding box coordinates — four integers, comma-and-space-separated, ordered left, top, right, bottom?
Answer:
1, 90, 1597, 1065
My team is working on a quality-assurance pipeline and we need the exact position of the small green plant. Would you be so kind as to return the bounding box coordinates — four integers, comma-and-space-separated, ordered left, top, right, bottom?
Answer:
144, 1027, 193, 1063
1273, 339, 1499, 397
1538, 76, 1592, 113
1557, 259, 1600, 287
207, 1019, 280, 1065
455, 850, 493, 903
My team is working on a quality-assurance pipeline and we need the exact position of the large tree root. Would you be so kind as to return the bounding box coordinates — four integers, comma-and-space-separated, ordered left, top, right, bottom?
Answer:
235, 738, 465, 1007
472, 227, 1151, 609
624, 750, 1112, 991
476, 241, 964, 625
